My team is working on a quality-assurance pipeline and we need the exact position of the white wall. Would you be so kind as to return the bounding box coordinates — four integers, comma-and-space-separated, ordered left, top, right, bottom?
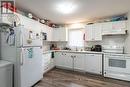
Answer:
124, 12, 130, 53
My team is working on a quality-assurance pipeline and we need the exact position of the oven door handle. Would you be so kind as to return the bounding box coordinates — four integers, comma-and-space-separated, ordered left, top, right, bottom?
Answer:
108, 55, 124, 58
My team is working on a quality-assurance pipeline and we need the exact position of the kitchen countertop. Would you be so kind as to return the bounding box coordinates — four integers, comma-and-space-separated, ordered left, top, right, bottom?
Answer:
43, 50, 54, 54
43, 50, 103, 54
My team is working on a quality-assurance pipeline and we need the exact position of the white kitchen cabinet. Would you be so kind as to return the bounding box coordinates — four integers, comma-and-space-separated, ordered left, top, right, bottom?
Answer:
0, 14, 12, 25
55, 52, 73, 69
85, 24, 93, 41
102, 21, 127, 35
85, 23, 102, 41
85, 54, 102, 75
55, 52, 85, 71
0, 61, 13, 87
15, 13, 43, 33
42, 52, 55, 73
73, 53, 85, 71
101, 22, 112, 35
16, 13, 36, 29
46, 26, 53, 41
52, 27, 67, 41
41, 25, 53, 41
94, 24, 102, 40
54, 52, 63, 67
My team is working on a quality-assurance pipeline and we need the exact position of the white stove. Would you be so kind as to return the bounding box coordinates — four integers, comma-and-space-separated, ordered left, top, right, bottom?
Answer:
103, 45, 130, 81
102, 45, 124, 54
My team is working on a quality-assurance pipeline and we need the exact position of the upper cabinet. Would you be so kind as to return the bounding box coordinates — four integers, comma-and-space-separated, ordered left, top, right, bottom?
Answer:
85, 23, 102, 41
41, 26, 67, 42
45, 26, 53, 41
102, 21, 127, 35
16, 13, 43, 32
52, 27, 67, 41
85, 20, 127, 41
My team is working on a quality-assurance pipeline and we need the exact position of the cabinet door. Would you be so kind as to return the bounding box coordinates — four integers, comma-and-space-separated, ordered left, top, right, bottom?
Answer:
46, 26, 52, 41
73, 54, 85, 71
55, 52, 73, 69
85, 25, 93, 41
85, 24, 102, 41
85, 54, 102, 74
52, 28, 67, 41
52, 28, 59, 41
0, 65, 13, 87
93, 24, 102, 41
112, 21, 127, 34
62, 53, 73, 69
54, 52, 63, 67
102, 21, 127, 35
102, 22, 112, 35
59, 28, 67, 41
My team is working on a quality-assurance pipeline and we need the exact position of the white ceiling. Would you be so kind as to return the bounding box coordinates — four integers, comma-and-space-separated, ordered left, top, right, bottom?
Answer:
16, 0, 130, 24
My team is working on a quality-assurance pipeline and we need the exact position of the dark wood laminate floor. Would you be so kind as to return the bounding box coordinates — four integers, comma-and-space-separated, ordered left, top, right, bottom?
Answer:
34, 68, 130, 87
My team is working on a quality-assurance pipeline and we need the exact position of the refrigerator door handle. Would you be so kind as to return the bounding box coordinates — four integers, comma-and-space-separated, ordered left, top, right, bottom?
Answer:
20, 30, 23, 47
21, 48, 24, 65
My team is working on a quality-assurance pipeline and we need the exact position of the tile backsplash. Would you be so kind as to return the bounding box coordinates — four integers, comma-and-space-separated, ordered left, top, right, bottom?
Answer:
42, 41, 67, 51
42, 35, 126, 51
42, 42, 51, 51
85, 35, 126, 47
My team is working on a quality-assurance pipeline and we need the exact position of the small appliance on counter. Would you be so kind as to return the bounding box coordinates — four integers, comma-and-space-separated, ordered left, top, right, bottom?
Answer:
91, 45, 102, 52
63, 47, 71, 50
50, 44, 60, 50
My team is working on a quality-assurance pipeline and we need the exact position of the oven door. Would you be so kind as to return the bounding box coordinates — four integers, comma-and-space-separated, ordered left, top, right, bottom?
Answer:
104, 54, 130, 81
104, 54, 130, 74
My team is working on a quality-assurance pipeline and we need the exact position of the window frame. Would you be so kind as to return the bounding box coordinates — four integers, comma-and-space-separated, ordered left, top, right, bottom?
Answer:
68, 28, 84, 47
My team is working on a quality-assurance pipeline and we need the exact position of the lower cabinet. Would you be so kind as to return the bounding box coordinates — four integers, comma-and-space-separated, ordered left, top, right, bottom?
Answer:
42, 52, 55, 73
85, 54, 102, 75
54, 52, 103, 75
55, 52, 85, 71
73, 53, 85, 71
55, 52, 73, 69
0, 63, 13, 87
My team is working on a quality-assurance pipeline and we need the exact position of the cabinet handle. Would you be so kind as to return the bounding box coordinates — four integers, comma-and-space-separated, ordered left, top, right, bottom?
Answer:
21, 48, 24, 65
83, 33, 85, 40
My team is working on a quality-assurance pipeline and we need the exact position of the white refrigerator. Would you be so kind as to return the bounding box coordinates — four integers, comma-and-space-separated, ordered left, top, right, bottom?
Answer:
0, 26, 43, 87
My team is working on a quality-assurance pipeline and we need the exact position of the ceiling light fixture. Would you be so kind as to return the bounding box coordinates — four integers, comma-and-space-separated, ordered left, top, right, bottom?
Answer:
56, 2, 77, 14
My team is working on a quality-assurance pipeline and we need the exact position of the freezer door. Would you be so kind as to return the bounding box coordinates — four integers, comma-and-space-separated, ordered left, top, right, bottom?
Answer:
15, 26, 42, 47
20, 47, 43, 87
